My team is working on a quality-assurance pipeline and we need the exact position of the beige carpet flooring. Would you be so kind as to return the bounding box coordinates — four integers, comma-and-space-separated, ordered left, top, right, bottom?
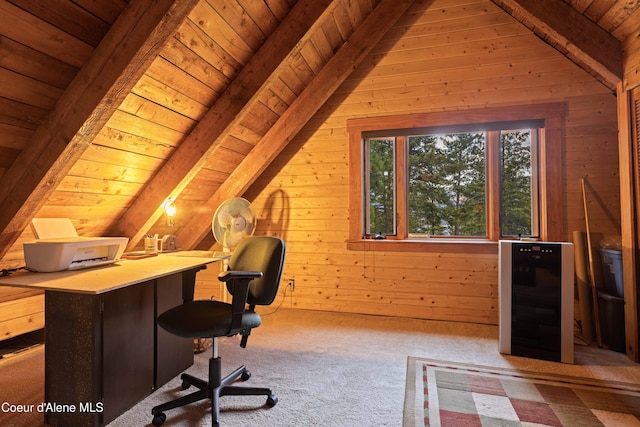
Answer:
1, 308, 638, 426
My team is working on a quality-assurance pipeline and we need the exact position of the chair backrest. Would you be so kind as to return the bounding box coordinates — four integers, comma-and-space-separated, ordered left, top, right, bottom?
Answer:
227, 236, 286, 306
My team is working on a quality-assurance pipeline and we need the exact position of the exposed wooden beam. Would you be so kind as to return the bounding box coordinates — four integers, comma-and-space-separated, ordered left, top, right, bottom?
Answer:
108, 0, 334, 250
491, 0, 622, 90
0, 0, 197, 257
176, 0, 417, 249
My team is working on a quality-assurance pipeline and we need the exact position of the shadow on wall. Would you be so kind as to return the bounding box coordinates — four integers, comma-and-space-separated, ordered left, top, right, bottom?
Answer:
260, 189, 290, 242
582, 178, 620, 234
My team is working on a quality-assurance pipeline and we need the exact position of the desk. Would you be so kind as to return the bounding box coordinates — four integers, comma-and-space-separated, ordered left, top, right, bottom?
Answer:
0, 253, 226, 426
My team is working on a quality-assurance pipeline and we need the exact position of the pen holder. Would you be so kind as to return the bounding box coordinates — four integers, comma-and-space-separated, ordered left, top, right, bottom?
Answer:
144, 236, 158, 254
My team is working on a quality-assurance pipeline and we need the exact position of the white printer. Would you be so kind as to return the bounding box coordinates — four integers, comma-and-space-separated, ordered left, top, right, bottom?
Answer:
23, 218, 128, 272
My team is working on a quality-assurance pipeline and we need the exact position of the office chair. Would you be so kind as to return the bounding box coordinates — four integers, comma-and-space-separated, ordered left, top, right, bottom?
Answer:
151, 236, 286, 426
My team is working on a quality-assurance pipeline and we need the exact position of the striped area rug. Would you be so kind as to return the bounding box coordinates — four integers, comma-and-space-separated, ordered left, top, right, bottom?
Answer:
404, 357, 640, 426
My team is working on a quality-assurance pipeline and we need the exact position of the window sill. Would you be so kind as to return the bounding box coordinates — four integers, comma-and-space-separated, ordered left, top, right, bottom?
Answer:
346, 239, 499, 254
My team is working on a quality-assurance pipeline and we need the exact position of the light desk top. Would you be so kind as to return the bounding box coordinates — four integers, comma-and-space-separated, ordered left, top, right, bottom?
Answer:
0, 252, 228, 294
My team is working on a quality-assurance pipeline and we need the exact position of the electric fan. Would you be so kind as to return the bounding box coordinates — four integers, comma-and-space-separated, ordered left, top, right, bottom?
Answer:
212, 197, 257, 251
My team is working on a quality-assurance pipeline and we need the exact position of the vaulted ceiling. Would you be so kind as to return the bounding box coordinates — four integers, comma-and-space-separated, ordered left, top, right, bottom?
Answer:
0, 0, 638, 265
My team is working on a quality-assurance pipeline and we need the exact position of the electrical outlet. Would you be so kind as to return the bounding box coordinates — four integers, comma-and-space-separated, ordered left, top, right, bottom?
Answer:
287, 278, 295, 292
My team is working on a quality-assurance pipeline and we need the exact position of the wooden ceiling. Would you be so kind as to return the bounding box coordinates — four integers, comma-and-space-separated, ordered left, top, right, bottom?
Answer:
0, 0, 638, 265
564, 0, 640, 40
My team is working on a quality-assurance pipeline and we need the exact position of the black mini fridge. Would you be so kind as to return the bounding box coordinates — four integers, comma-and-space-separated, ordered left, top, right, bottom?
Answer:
498, 241, 574, 363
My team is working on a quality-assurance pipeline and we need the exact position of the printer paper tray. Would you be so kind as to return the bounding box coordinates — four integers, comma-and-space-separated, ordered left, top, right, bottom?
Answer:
67, 259, 119, 270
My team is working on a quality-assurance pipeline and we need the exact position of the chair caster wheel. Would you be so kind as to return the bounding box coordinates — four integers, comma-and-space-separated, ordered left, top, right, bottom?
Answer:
181, 380, 191, 390
152, 412, 166, 426
267, 394, 278, 407
241, 370, 251, 381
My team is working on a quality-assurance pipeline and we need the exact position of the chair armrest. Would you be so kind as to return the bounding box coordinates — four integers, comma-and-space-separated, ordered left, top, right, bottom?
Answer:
217, 270, 263, 335
218, 271, 263, 282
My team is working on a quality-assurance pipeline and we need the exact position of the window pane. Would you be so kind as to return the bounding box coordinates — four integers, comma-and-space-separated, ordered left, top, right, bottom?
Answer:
366, 138, 395, 235
500, 129, 538, 237
408, 133, 486, 236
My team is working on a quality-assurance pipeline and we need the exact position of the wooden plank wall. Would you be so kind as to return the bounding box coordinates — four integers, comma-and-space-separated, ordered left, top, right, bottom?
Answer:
623, 24, 640, 90
196, 0, 621, 325
0, 288, 43, 340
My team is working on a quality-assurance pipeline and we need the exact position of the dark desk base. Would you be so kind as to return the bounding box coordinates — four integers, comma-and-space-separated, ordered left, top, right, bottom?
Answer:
44, 271, 197, 427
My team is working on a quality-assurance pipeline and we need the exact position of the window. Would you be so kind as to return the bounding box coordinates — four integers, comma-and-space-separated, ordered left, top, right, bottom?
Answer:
366, 137, 396, 236
499, 129, 539, 238
348, 104, 565, 252
407, 131, 489, 238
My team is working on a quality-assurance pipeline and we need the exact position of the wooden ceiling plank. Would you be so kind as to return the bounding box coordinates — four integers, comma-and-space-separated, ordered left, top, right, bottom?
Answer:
310, 28, 335, 62
300, 40, 327, 74
568, 0, 593, 14
320, 13, 345, 50
249, 101, 280, 128
92, 128, 175, 160
161, 36, 231, 91
0, 0, 198, 257
56, 176, 144, 198
0, 98, 47, 130
105, 110, 186, 146
131, 74, 209, 121
68, 158, 153, 185
81, 144, 165, 173
0, 1, 93, 69
0, 35, 78, 90
176, 0, 417, 249
108, 0, 335, 250
583, 0, 617, 23
72, 0, 127, 24
191, 0, 255, 64
331, 1, 356, 41
48, 190, 133, 208
147, 56, 219, 106
264, 0, 291, 21
599, 1, 640, 33
491, 0, 622, 87
611, 8, 640, 42
196, 168, 230, 183
229, 124, 262, 145
346, 0, 365, 28
0, 123, 33, 150
212, 0, 267, 49
238, 114, 272, 139
236, 0, 281, 37
7, 0, 111, 47
0, 68, 62, 110
260, 88, 291, 116
118, 93, 197, 134
279, 66, 307, 96
176, 19, 242, 80
290, 52, 316, 84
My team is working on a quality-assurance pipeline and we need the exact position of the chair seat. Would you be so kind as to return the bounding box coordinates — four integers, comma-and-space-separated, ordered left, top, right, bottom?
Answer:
158, 300, 262, 338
